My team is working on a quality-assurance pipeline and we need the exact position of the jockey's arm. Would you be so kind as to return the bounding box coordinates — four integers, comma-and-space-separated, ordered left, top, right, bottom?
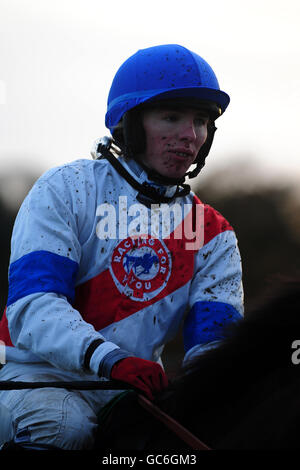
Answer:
183, 209, 244, 364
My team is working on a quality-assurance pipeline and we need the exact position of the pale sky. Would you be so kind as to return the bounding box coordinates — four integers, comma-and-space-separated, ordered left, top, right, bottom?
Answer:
1, 0, 300, 193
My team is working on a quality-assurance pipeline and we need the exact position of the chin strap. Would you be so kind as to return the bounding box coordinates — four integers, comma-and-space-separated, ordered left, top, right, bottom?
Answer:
91, 137, 191, 204
134, 158, 187, 186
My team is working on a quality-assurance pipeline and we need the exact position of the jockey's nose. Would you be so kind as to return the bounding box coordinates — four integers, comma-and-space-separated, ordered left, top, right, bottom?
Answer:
178, 119, 197, 142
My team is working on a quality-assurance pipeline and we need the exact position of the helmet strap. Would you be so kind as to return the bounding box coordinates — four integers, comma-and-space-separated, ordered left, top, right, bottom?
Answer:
186, 123, 217, 179
92, 138, 191, 204
135, 159, 187, 186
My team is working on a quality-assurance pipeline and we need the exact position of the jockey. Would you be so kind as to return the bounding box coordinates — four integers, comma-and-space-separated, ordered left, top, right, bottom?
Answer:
0, 44, 243, 450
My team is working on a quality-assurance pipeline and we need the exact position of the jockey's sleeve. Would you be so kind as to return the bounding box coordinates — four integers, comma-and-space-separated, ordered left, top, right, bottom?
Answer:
4, 163, 130, 374
183, 209, 244, 363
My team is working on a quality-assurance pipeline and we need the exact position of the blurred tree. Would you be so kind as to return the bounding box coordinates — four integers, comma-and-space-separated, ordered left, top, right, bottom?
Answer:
0, 198, 15, 316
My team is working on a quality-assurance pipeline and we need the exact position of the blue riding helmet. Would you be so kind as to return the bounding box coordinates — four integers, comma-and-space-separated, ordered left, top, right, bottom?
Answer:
105, 44, 230, 133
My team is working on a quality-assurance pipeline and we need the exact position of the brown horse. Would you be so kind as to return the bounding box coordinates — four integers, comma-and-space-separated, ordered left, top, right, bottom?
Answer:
96, 280, 300, 450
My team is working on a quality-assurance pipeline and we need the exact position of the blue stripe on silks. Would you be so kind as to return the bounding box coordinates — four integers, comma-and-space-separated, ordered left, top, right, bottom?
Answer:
7, 250, 79, 306
183, 301, 242, 353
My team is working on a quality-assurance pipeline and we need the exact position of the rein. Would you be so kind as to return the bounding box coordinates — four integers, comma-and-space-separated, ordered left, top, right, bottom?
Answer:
0, 380, 131, 390
138, 394, 210, 450
0, 379, 210, 450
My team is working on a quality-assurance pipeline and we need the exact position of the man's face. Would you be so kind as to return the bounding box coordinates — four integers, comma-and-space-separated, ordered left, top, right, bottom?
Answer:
140, 106, 209, 180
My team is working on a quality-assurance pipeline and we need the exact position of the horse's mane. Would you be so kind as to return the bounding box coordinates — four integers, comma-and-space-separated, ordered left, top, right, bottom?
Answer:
156, 278, 300, 448
97, 279, 300, 450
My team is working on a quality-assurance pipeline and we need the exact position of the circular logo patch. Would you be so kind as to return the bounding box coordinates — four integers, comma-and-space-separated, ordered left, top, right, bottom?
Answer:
110, 236, 172, 302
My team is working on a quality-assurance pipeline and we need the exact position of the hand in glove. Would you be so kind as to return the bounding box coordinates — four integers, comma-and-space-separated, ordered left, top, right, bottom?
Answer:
110, 356, 169, 400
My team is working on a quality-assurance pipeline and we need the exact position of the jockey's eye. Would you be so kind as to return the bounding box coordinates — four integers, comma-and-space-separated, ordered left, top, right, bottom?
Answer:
162, 113, 180, 123
194, 115, 209, 126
